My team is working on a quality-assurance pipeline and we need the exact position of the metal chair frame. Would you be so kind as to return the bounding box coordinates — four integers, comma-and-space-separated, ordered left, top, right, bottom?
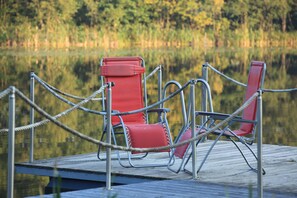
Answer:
184, 61, 267, 175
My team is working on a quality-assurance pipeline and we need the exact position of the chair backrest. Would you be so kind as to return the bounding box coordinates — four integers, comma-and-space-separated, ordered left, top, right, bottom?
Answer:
239, 61, 266, 135
100, 56, 146, 125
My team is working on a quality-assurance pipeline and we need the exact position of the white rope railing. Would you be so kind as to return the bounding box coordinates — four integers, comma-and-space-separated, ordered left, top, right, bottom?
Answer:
32, 73, 103, 101
0, 84, 107, 134
204, 62, 247, 87
0, 78, 193, 135
1, 64, 296, 147
205, 62, 297, 93
11, 86, 259, 152
32, 74, 103, 115
263, 88, 297, 93
143, 65, 162, 82
0, 87, 11, 99
1, 77, 296, 150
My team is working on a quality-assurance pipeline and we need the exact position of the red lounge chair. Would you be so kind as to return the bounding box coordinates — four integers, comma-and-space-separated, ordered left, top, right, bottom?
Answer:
97, 56, 173, 168
170, 61, 266, 174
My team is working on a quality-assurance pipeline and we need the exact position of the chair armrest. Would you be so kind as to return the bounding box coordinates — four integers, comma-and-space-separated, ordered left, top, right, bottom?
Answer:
147, 108, 170, 113
100, 110, 120, 116
196, 111, 256, 124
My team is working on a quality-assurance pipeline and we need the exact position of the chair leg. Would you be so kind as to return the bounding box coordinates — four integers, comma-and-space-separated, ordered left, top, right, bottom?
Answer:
196, 132, 224, 174
183, 133, 224, 175
181, 137, 203, 173
97, 128, 122, 161
167, 155, 179, 173
97, 130, 106, 160
168, 145, 192, 174
229, 137, 266, 175
182, 127, 265, 176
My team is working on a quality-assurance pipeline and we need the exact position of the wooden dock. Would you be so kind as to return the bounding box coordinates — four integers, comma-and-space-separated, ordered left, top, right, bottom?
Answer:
26, 179, 296, 198
16, 140, 297, 197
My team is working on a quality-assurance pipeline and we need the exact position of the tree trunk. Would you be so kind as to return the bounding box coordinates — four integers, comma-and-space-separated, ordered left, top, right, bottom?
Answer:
282, 14, 286, 32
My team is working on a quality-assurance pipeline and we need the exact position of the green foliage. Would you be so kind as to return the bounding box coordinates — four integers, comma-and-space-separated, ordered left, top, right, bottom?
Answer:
0, 0, 296, 48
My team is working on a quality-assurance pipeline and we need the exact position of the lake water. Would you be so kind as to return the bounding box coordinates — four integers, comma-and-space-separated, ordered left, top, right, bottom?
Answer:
0, 47, 296, 197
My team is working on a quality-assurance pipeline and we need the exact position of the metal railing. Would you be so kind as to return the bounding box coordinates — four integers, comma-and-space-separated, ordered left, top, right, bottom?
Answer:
2, 80, 260, 198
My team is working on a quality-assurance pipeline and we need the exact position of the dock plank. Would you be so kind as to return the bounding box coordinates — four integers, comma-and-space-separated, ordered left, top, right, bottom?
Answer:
27, 179, 296, 198
16, 140, 297, 196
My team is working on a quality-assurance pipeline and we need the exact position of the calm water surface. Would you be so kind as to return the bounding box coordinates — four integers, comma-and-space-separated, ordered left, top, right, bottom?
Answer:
0, 47, 296, 197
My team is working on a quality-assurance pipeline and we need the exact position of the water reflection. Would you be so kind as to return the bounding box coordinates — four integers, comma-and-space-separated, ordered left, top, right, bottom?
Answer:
0, 47, 296, 197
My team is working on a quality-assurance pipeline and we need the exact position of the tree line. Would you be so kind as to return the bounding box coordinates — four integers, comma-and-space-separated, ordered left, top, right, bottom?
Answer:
1, 0, 297, 48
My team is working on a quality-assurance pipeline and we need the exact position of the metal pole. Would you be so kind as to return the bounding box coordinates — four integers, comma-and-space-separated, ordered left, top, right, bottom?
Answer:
190, 81, 197, 179
8, 86, 15, 198
29, 72, 35, 162
201, 63, 208, 141
257, 91, 263, 198
101, 76, 106, 131
202, 63, 208, 113
106, 82, 112, 190
158, 65, 162, 108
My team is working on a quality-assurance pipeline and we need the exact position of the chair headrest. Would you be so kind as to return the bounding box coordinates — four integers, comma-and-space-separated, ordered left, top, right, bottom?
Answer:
100, 65, 145, 77
251, 61, 265, 67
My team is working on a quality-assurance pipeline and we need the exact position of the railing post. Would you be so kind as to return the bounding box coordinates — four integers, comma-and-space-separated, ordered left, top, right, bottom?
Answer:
202, 63, 208, 113
190, 80, 197, 179
29, 72, 35, 162
106, 82, 113, 190
158, 65, 162, 108
100, 76, 108, 133
8, 86, 15, 198
257, 90, 263, 198
201, 63, 208, 141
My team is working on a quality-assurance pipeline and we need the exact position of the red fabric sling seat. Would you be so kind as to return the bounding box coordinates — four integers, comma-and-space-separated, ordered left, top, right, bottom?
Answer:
126, 124, 170, 154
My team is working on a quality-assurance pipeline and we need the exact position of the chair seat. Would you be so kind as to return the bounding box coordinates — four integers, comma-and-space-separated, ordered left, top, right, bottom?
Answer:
174, 128, 192, 158
174, 127, 205, 159
126, 123, 170, 154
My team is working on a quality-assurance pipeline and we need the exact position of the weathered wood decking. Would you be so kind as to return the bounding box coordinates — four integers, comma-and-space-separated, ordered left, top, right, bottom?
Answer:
16, 140, 297, 197
27, 179, 297, 198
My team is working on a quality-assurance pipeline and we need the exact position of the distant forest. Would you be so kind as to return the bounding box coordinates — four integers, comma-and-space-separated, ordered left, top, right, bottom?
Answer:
1, 0, 297, 48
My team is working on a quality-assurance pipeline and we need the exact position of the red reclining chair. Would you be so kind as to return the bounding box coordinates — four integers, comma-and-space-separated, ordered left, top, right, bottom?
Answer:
169, 61, 266, 174
97, 56, 174, 168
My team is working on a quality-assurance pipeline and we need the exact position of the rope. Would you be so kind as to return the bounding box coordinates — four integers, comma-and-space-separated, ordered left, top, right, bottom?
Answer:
32, 73, 103, 101
143, 65, 162, 82
263, 88, 297, 93
113, 80, 193, 116
204, 63, 247, 87
0, 77, 192, 134
205, 62, 297, 93
0, 87, 11, 99
1, 69, 295, 152
0, 79, 192, 134
13, 86, 259, 152
0, 85, 107, 134
33, 74, 103, 115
